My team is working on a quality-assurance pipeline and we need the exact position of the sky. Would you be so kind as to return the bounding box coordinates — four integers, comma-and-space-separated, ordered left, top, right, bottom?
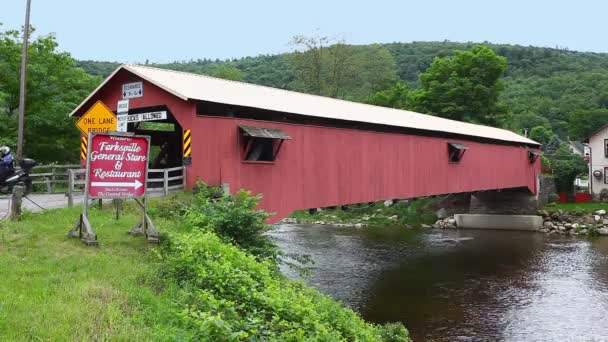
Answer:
2, 0, 607, 63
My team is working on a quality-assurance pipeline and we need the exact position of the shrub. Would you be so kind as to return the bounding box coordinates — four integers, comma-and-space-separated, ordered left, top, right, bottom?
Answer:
548, 193, 559, 204
152, 195, 191, 219
184, 182, 278, 261
159, 231, 409, 341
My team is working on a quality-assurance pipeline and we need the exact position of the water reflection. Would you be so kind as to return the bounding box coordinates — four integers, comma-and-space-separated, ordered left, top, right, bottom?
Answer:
269, 225, 608, 341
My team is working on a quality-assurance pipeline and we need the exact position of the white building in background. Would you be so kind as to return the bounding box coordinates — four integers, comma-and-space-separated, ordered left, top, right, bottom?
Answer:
586, 127, 608, 197
568, 141, 590, 158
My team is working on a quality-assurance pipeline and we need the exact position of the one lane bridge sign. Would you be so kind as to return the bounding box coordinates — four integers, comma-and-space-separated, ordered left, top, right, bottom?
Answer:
75, 101, 117, 135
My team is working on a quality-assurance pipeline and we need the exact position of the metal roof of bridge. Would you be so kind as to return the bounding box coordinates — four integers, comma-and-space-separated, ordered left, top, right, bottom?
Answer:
71, 64, 539, 146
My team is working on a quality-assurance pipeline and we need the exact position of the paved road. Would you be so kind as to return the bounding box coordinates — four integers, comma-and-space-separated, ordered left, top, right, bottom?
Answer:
0, 193, 85, 218
0, 191, 170, 219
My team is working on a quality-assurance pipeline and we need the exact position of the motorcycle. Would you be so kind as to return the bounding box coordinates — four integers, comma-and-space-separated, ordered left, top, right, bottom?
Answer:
0, 158, 37, 195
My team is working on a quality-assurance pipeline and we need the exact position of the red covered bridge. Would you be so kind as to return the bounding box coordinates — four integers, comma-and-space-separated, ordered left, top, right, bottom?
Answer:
70, 65, 541, 222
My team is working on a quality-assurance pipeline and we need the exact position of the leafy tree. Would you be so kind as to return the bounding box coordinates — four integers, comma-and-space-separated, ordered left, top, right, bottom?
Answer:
409, 45, 507, 125
529, 126, 553, 145
206, 64, 244, 81
550, 144, 588, 193
506, 112, 552, 133
366, 81, 410, 109
568, 109, 608, 140
0, 25, 99, 163
288, 34, 396, 100
543, 135, 562, 154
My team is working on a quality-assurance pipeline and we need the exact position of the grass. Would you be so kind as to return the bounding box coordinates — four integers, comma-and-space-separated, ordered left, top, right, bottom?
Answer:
544, 202, 608, 212
290, 198, 438, 226
0, 202, 187, 341
0, 192, 409, 341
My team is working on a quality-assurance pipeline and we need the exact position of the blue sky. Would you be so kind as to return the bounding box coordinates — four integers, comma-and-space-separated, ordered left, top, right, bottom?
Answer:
2, 0, 607, 63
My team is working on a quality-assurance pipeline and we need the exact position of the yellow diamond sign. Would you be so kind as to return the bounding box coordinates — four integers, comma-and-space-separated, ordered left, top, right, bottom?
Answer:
75, 101, 117, 135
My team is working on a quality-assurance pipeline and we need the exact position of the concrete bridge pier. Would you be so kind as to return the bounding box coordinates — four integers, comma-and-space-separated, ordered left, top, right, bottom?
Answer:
457, 188, 542, 230
469, 188, 539, 215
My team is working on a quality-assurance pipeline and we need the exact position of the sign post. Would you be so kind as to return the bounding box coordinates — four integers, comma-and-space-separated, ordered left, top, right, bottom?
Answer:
67, 132, 159, 245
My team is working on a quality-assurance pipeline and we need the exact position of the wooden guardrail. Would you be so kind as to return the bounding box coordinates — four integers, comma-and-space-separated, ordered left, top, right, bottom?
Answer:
30, 164, 81, 194
66, 166, 187, 207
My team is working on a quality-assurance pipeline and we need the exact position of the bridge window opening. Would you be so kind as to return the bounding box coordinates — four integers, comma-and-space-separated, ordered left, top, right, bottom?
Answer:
605, 167, 608, 184
528, 150, 539, 164
448, 142, 468, 163
239, 125, 292, 162
604, 139, 608, 157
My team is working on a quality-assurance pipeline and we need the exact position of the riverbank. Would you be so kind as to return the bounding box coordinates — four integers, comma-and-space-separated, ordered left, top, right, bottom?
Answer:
287, 199, 437, 228
288, 200, 608, 238
0, 193, 408, 341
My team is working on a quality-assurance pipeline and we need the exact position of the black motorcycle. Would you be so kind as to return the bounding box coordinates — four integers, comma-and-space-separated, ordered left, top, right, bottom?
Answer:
0, 158, 37, 195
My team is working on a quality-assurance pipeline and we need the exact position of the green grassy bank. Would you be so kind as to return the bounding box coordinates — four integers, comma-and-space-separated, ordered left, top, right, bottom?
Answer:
289, 199, 437, 227
0, 193, 409, 341
0, 206, 184, 340
544, 202, 608, 213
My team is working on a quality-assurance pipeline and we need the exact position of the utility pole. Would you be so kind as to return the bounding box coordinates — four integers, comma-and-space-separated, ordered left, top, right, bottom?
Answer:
17, 0, 32, 161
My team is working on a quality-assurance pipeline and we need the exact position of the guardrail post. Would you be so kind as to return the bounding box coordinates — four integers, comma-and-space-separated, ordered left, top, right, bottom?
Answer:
67, 169, 74, 208
182, 166, 187, 190
50, 167, 56, 193
10, 185, 24, 221
163, 169, 169, 196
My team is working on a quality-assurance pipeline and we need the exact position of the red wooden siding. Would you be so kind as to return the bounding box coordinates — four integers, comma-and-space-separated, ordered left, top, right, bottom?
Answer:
75, 72, 540, 223
190, 116, 538, 222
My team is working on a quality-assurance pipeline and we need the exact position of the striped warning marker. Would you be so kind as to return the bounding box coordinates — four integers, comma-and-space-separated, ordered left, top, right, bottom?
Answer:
80, 136, 87, 160
183, 129, 192, 157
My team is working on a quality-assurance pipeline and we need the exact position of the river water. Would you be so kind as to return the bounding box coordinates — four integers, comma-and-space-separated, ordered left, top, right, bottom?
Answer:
269, 224, 608, 341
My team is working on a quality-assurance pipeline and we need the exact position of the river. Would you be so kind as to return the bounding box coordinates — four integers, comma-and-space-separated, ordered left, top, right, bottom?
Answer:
269, 224, 608, 341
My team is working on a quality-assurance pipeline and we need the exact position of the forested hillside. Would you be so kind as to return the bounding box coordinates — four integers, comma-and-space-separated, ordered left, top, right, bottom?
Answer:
77, 41, 608, 143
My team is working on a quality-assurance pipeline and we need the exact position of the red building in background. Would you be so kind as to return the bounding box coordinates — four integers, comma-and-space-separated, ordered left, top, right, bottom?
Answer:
70, 65, 541, 222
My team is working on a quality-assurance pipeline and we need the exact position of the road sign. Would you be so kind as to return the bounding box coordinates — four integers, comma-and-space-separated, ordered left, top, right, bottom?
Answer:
80, 136, 87, 160
87, 133, 149, 198
183, 129, 192, 165
116, 99, 129, 132
124, 111, 167, 123
75, 101, 117, 135
122, 81, 143, 99
117, 99, 129, 114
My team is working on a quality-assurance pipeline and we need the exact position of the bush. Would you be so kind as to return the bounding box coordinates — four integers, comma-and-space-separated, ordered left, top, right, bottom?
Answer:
159, 231, 409, 341
151, 195, 191, 219
548, 193, 559, 204
184, 182, 278, 261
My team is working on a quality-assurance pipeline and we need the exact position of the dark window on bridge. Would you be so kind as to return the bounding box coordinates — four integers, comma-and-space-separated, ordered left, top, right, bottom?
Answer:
604, 139, 608, 157
528, 150, 540, 164
605, 167, 608, 184
448, 142, 468, 163
239, 125, 292, 162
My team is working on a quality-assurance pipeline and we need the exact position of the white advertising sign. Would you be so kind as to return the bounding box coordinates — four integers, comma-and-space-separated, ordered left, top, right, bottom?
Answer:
122, 82, 143, 99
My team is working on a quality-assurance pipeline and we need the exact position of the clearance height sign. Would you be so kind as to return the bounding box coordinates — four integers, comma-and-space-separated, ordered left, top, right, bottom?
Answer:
87, 133, 149, 198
